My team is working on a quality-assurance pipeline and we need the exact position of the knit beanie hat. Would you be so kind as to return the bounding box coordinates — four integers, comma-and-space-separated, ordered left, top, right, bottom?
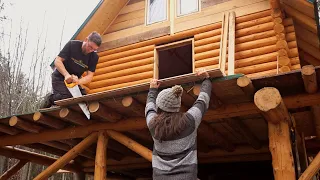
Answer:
156, 85, 183, 112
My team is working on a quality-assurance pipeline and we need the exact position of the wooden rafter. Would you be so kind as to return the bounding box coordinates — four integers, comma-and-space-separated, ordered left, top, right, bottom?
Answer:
89, 102, 122, 122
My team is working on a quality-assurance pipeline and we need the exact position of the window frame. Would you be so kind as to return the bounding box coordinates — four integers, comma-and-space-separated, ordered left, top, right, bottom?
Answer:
176, 0, 201, 18
145, 0, 169, 26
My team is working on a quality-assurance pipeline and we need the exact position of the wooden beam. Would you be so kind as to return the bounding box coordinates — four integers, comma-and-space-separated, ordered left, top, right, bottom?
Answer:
9, 116, 42, 133
198, 122, 235, 152
59, 108, 91, 125
312, 105, 320, 140
0, 147, 81, 172
106, 130, 152, 162
0, 124, 20, 135
299, 151, 320, 180
225, 118, 261, 149
301, 65, 318, 94
94, 131, 108, 180
34, 132, 98, 180
122, 96, 145, 117
89, 102, 122, 122
254, 87, 295, 179
237, 76, 255, 98
0, 160, 28, 180
0, 118, 146, 146
228, 11, 236, 75
33, 112, 66, 129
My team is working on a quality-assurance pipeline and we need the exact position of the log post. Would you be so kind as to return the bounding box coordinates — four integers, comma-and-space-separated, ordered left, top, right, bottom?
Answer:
122, 96, 145, 117
299, 151, 320, 180
254, 87, 295, 179
0, 160, 28, 180
89, 102, 122, 122
237, 76, 255, 98
301, 65, 318, 94
106, 130, 152, 162
34, 132, 98, 180
94, 131, 109, 180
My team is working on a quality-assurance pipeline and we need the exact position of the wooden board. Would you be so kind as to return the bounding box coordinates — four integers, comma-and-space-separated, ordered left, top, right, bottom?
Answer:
202, 0, 232, 9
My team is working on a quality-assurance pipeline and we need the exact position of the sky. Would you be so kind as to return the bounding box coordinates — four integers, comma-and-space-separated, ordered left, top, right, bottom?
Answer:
1, 0, 100, 74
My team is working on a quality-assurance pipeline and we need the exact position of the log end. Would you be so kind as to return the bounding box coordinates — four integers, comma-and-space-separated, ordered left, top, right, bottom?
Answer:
122, 96, 133, 107
193, 84, 201, 96
59, 108, 69, 118
33, 112, 42, 121
274, 24, 284, 34
279, 66, 291, 73
88, 102, 100, 113
278, 49, 288, 57
9, 116, 18, 126
301, 65, 315, 76
254, 87, 282, 112
237, 76, 251, 88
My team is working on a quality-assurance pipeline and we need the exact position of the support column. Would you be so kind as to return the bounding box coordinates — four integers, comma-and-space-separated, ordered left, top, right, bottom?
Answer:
34, 132, 98, 180
0, 160, 28, 180
254, 87, 295, 180
299, 151, 320, 180
95, 131, 109, 180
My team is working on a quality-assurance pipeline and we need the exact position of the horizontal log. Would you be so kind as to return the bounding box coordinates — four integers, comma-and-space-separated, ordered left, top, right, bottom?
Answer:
96, 51, 154, 69
195, 49, 220, 61
9, 116, 42, 133
246, 64, 301, 78
92, 64, 153, 82
89, 71, 153, 89
282, 0, 315, 19
0, 147, 81, 172
234, 52, 277, 68
283, 18, 293, 27
195, 64, 219, 71
0, 124, 20, 135
98, 45, 154, 63
194, 28, 221, 41
288, 41, 297, 49
297, 38, 320, 61
235, 30, 275, 44
283, 4, 317, 34
33, 112, 66, 129
0, 117, 146, 146
235, 36, 277, 52
204, 90, 320, 121
98, 22, 222, 56
285, 25, 295, 33
295, 24, 319, 48
95, 57, 153, 76
236, 16, 272, 30
88, 102, 122, 122
195, 56, 219, 68
237, 76, 255, 98
236, 22, 274, 38
194, 42, 220, 54
59, 108, 91, 126
194, 35, 221, 47
236, 10, 271, 24
122, 96, 145, 117
303, 52, 320, 66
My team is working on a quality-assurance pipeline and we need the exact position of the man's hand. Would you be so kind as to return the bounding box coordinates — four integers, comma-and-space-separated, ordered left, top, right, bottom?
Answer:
64, 74, 73, 84
196, 68, 210, 79
150, 79, 160, 89
72, 75, 79, 84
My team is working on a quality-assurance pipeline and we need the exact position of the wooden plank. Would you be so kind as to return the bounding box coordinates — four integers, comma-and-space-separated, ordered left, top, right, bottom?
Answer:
100, 26, 170, 51
220, 13, 228, 74
119, 1, 145, 15
202, 0, 232, 9
106, 17, 144, 34
113, 9, 145, 24
128, 0, 144, 5
75, 0, 128, 40
228, 12, 236, 75
295, 24, 319, 48
281, 0, 315, 19
102, 21, 170, 42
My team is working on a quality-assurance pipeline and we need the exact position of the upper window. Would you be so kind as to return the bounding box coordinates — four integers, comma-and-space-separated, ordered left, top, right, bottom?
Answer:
147, 0, 168, 25
177, 0, 199, 17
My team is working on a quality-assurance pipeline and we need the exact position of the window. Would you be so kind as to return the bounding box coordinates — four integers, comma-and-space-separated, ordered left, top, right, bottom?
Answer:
147, 0, 168, 25
177, 0, 199, 17
155, 39, 194, 79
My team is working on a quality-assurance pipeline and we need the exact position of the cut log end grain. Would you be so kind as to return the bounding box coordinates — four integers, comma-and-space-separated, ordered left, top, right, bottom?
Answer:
301, 65, 318, 94
273, 17, 283, 24
33, 112, 41, 121
279, 66, 291, 73
193, 84, 201, 96
89, 102, 100, 113
274, 24, 284, 34
278, 56, 291, 67
59, 108, 69, 118
276, 40, 288, 50
9, 116, 18, 126
254, 87, 282, 112
278, 49, 288, 57
302, 65, 316, 76
122, 96, 134, 107
276, 33, 285, 40
271, 9, 282, 18
237, 76, 252, 88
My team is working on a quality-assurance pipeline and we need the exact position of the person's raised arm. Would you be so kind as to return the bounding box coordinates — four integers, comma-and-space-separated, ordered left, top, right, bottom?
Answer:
145, 79, 160, 127
186, 69, 212, 128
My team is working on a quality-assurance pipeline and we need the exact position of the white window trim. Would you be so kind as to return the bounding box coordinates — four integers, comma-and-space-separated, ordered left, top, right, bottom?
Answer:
145, 0, 169, 26
176, 0, 201, 18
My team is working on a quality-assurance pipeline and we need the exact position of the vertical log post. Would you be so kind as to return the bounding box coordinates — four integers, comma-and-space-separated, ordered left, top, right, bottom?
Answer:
94, 131, 109, 180
0, 160, 28, 180
34, 132, 98, 180
106, 130, 152, 162
270, 0, 292, 73
254, 87, 295, 180
299, 151, 320, 180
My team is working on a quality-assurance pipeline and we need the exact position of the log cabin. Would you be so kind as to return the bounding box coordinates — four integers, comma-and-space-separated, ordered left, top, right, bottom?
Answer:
1, 0, 320, 179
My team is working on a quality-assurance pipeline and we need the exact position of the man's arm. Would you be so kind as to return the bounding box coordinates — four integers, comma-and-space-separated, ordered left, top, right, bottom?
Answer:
54, 56, 72, 83
73, 71, 94, 85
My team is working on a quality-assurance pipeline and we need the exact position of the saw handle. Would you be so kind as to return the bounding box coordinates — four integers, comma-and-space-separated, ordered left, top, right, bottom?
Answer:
64, 80, 77, 88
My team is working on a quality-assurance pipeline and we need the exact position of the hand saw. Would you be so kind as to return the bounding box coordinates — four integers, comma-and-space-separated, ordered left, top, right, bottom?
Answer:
64, 81, 90, 119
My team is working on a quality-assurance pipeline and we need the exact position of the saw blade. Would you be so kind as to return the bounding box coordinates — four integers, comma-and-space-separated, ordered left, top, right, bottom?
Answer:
66, 84, 90, 119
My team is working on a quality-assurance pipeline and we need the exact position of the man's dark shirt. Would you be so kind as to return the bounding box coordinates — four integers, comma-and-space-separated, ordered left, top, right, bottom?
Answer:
52, 40, 99, 80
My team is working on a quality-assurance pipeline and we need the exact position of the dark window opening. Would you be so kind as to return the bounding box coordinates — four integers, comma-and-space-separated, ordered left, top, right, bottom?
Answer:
157, 42, 193, 79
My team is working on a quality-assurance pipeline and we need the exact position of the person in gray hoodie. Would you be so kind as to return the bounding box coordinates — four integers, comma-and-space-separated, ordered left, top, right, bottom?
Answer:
145, 69, 212, 180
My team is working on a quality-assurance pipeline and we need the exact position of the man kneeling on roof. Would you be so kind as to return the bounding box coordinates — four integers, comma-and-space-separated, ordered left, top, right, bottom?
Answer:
41, 31, 102, 108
